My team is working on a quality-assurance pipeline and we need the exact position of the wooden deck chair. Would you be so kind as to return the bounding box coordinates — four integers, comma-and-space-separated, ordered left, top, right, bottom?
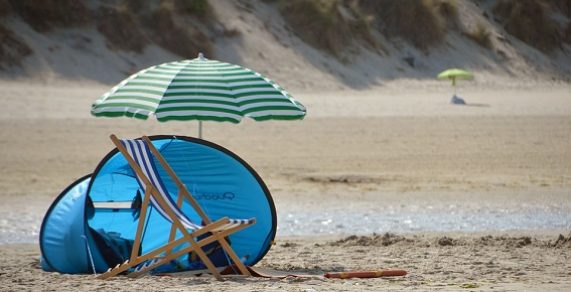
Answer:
97, 135, 255, 280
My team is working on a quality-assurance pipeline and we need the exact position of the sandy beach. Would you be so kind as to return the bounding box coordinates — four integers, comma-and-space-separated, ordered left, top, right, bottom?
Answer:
0, 80, 570, 291
1, 0, 571, 290
1, 232, 571, 291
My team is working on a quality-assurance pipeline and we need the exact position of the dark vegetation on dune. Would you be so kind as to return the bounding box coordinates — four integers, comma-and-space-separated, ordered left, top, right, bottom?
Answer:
464, 22, 492, 49
0, 0, 216, 66
149, 0, 212, 58
7, 0, 91, 32
277, 0, 460, 55
0, 1, 32, 68
276, 0, 571, 57
97, 0, 214, 58
278, 0, 373, 58
555, 0, 571, 44
492, 0, 564, 53
0, 0, 569, 74
0, 23, 32, 69
97, 5, 149, 54
367, 0, 456, 52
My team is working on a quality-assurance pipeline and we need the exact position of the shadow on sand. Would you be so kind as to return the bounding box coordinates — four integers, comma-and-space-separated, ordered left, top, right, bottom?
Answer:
456, 103, 491, 108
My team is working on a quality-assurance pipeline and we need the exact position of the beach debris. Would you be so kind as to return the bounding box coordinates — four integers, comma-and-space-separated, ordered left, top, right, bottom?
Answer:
329, 233, 554, 249
516, 237, 532, 247
477, 235, 534, 247
280, 242, 299, 248
460, 283, 480, 289
303, 174, 379, 185
330, 233, 413, 247
437, 236, 456, 246
551, 232, 571, 248
324, 269, 407, 279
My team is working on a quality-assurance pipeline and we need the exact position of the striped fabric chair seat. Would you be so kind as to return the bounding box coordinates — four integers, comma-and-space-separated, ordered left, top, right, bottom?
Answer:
97, 135, 255, 280
120, 138, 254, 232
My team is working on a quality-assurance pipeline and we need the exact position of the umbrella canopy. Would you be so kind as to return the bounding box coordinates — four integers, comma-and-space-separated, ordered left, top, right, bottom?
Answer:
91, 53, 306, 134
437, 68, 473, 86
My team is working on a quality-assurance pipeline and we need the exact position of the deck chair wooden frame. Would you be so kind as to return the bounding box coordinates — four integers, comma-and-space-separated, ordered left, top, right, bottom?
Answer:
97, 135, 255, 280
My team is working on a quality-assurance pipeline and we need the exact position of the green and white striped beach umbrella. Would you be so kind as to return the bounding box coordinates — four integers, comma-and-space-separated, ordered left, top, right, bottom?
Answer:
91, 53, 306, 137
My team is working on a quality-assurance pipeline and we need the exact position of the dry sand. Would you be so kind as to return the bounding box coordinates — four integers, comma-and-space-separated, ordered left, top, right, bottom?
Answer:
1, 232, 571, 291
0, 80, 570, 291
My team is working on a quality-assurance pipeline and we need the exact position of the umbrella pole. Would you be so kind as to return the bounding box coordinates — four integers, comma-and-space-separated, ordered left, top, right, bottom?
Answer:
198, 121, 203, 139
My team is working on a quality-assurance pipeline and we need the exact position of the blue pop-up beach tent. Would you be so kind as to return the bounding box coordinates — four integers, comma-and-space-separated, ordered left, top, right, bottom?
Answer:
40, 136, 276, 274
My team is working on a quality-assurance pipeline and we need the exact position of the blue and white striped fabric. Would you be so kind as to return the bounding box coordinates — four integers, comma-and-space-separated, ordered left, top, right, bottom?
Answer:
212, 218, 254, 232
120, 139, 255, 232
120, 139, 202, 230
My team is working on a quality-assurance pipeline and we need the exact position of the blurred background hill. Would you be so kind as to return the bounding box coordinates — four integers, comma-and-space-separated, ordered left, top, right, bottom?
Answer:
0, 0, 570, 90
